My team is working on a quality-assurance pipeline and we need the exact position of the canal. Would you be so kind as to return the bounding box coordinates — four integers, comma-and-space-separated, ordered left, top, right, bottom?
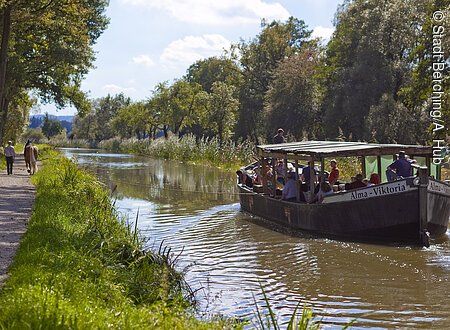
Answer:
61, 148, 450, 329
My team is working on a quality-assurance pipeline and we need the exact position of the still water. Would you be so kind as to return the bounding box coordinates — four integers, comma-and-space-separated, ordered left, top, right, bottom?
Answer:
61, 148, 449, 329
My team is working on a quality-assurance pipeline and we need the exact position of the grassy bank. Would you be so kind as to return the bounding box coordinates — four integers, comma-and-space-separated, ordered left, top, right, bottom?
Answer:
0, 152, 236, 329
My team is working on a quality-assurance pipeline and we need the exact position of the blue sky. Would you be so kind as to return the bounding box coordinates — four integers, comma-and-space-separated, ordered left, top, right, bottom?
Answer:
44, 0, 342, 115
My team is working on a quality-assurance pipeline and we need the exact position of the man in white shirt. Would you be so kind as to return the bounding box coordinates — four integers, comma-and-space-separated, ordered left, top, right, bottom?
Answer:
4, 141, 16, 175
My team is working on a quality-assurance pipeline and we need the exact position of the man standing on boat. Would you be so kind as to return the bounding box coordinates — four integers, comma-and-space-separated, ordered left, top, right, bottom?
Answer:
328, 159, 339, 186
386, 151, 416, 181
273, 128, 285, 144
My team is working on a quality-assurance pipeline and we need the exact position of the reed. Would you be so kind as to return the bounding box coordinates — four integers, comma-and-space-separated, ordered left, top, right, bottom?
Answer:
0, 153, 237, 329
254, 285, 322, 330
97, 135, 255, 168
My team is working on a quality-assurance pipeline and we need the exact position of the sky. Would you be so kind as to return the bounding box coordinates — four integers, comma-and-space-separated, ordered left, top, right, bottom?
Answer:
44, 0, 343, 116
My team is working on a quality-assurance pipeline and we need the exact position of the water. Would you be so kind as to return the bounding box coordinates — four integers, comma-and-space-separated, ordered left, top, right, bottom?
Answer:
61, 148, 450, 329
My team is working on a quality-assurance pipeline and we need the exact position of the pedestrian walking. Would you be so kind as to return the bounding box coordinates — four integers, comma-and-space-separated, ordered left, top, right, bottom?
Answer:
4, 141, 16, 175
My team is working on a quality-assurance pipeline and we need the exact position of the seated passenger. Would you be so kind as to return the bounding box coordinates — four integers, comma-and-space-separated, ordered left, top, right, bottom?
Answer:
345, 174, 366, 190
312, 181, 333, 203
281, 172, 297, 202
386, 151, 416, 181
369, 173, 380, 185
275, 160, 286, 185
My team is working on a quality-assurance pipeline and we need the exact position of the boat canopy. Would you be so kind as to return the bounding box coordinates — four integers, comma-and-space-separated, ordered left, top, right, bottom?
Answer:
257, 141, 433, 160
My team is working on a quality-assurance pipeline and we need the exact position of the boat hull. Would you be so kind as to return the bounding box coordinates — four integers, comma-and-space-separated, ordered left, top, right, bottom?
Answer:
238, 182, 449, 246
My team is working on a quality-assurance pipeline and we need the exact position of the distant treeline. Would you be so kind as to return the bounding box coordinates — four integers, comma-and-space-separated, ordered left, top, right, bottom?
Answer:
72, 0, 449, 146
1, 0, 448, 147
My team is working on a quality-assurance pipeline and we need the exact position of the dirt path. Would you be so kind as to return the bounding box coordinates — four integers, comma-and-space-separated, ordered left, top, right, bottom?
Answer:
0, 154, 36, 286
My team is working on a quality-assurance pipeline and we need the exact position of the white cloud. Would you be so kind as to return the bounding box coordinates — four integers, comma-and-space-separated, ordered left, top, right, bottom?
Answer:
160, 34, 231, 67
103, 84, 137, 94
121, 0, 290, 25
132, 54, 155, 67
311, 26, 334, 42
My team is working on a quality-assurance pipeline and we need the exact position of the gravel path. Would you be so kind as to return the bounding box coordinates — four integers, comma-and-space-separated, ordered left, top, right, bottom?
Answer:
0, 154, 36, 286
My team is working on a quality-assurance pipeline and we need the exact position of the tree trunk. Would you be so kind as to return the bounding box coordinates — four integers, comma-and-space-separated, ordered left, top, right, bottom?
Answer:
0, 5, 12, 145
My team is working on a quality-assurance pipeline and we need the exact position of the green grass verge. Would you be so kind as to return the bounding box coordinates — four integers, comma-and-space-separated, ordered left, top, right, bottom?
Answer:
0, 152, 238, 329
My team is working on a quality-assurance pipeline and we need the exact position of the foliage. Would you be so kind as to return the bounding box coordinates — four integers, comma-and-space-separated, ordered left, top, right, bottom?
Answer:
0, 0, 109, 144
0, 153, 238, 329
21, 127, 46, 144
207, 82, 239, 144
264, 45, 323, 140
41, 113, 63, 140
234, 17, 313, 142
323, 0, 438, 142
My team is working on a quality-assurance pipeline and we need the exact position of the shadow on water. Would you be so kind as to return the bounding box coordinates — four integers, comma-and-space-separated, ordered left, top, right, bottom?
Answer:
61, 148, 450, 329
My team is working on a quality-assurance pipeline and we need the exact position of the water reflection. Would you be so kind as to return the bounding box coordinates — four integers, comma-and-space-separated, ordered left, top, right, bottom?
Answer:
61, 148, 450, 329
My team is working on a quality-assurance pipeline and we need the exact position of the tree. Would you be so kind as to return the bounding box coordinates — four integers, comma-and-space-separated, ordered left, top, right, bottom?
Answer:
264, 45, 322, 140
111, 102, 155, 139
207, 82, 239, 144
41, 113, 63, 140
185, 56, 242, 93
155, 80, 204, 137
0, 0, 109, 144
92, 93, 131, 141
323, 0, 434, 142
234, 17, 313, 142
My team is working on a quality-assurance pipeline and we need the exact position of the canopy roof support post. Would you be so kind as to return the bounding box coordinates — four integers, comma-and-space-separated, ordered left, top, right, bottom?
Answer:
361, 156, 366, 178
271, 158, 276, 197
418, 166, 430, 247
295, 159, 300, 202
377, 156, 382, 183
320, 157, 325, 184
309, 157, 315, 202
262, 157, 268, 194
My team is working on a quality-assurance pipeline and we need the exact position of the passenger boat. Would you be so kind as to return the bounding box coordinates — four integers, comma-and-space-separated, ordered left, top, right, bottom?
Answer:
237, 141, 450, 247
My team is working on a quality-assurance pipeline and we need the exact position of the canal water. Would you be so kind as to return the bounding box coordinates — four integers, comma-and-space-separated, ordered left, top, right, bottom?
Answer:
61, 149, 449, 329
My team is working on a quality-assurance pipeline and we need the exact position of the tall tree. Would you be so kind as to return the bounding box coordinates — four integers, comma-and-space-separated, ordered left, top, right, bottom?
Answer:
185, 56, 242, 93
207, 82, 239, 144
234, 17, 312, 142
41, 113, 63, 140
264, 45, 323, 140
0, 0, 109, 144
323, 0, 433, 142
92, 93, 131, 141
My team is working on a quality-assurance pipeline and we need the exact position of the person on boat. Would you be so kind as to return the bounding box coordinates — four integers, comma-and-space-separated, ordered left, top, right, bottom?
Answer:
345, 174, 366, 190
328, 159, 339, 186
311, 181, 333, 203
301, 165, 317, 191
369, 173, 380, 185
237, 170, 253, 187
273, 128, 285, 144
281, 172, 298, 202
386, 151, 416, 181
275, 159, 286, 185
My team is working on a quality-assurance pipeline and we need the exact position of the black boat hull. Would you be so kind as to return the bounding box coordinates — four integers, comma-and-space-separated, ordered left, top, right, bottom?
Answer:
238, 182, 449, 246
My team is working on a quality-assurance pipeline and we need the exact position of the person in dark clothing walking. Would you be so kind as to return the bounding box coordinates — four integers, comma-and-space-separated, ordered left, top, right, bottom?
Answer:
4, 141, 16, 175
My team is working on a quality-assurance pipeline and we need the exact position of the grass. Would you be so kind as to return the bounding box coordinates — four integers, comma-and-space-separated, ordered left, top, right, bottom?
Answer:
0, 152, 237, 329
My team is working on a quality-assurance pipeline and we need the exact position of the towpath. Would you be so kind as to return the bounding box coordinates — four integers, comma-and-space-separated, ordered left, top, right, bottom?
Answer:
0, 154, 36, 286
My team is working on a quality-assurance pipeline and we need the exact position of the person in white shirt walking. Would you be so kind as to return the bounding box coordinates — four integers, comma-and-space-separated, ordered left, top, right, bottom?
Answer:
4, 141, 16, 175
